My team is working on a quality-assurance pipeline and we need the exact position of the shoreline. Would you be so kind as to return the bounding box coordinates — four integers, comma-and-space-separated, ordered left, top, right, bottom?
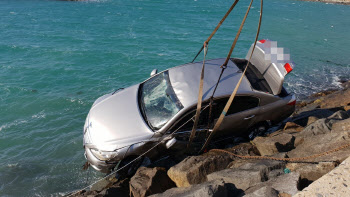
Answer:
299, 0, 350, 5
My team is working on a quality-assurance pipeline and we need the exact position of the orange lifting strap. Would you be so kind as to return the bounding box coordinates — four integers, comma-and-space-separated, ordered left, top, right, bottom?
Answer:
188, 0, 264, 151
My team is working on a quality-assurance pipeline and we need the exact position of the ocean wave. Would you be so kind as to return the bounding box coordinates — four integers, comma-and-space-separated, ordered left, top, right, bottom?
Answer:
31, 111, 47, 119
0, 119, 28, 132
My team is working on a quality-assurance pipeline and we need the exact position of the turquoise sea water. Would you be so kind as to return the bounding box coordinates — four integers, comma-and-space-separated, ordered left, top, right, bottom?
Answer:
0, 0, 349, 196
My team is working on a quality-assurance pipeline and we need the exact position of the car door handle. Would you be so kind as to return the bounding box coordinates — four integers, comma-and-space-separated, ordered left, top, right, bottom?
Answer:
244, 115, 255, 120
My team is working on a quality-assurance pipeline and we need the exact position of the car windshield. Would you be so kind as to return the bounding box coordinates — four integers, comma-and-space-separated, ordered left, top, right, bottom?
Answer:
140, 71, 183, 130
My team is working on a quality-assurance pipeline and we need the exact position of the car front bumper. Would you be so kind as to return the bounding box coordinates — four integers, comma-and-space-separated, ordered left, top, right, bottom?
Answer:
84, 147, 119, 173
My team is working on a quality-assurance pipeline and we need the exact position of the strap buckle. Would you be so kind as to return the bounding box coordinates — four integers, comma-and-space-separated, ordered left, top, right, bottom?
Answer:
220, 64, 227, 69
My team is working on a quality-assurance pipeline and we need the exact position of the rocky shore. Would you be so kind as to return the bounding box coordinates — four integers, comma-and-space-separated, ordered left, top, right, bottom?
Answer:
300, 0, 350, 5
73, 80, 350, 197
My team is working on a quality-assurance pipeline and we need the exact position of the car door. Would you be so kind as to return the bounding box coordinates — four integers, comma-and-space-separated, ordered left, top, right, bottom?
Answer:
166, 104, 210, 144
211, 96, 260, 138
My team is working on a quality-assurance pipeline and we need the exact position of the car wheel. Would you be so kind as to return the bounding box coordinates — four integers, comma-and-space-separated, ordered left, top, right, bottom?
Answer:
115, 156, 144, 179
247, 122, 269, 140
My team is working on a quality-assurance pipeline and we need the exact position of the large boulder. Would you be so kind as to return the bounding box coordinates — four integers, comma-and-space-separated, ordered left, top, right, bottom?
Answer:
223, 142, 260, 157
332, 118, 350, 132
237, 160, 285, 180
208, 160, 285, 191
129, 167, 176, 197
319, 88, 350, 109
293, 156, 350, 197
286, 162, 337, 187
287, 130, 350, 163
253, 133, 295, 156
207, 169, 264, 191
245, 172, 300, 196
149, 179, 241, 197
291, 109, 335, 126
283, 122, 304, 132
243, 186, 279, 197
167, 155, 231, 187
299, 110, 349, 137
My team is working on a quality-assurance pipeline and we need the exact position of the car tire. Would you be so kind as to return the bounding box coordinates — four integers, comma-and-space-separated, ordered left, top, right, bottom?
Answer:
247, 122, 269, 140
115, 156, 144, 179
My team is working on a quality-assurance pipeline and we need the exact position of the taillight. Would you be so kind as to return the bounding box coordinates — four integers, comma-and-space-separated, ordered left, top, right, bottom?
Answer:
287, 100, 296, 106
284, 63, 293, 74
287, 95, 296, 106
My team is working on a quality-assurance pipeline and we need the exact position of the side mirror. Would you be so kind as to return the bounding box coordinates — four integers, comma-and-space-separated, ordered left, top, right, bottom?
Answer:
165, 137, 177, 149
150, 69, 158, 77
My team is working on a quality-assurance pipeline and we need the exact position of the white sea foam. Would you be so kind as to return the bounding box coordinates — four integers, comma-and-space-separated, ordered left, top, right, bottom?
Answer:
0, 119, 28, 132
331, 75, 342, 87
32, 111, 46, 119
7, 163, 18, 168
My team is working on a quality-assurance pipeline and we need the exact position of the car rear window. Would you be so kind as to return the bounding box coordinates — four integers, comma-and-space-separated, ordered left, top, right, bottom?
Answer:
231, 58, 273, 94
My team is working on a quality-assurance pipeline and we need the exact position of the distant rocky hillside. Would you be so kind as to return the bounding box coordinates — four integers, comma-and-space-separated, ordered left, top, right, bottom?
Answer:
72, 80, 350, 197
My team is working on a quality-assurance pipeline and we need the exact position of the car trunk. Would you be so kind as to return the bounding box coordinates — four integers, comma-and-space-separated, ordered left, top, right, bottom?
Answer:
243, 39, 295, 95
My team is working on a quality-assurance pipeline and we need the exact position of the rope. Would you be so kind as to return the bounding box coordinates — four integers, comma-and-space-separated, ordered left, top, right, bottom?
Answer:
191, 0, 240, 63
200, 0, 262, 153
210, 142, 350, 162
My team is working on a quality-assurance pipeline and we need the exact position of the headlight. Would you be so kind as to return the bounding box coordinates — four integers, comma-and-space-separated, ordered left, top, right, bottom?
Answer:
90, 148, 119, 161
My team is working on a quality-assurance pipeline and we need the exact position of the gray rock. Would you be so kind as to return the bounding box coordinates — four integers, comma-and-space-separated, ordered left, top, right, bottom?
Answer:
167, 155, 231, 187
320, 88, 350, 109
306, 116, 319, 126
149, 179, 240, 197
129, 167, 175, 197
253, 133, 295, 156
265, 171, 300, 195
90, 176, 117, 192
298, 110, 349, 137
332, 118, 350, 132
283, 122, 304, 132
328, 110, 349, 120
208, 160, 285, 191
286, 162, 337, 182
245, 172, 300, 196
243, 186, 279, 197
207, 169, 264, 191
237, 160, 285, 173
300, 118, 332, 137
105, 186, 129, 197
288, 129, 350, 163
292, 109, 334, 126
268, 169, 284, 179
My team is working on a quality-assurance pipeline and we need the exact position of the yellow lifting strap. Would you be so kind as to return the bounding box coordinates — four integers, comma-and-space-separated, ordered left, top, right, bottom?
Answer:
200, 0, 264, 153
189, 0, 256, 149
191, 0, 239, 63
187, 0, 240, 148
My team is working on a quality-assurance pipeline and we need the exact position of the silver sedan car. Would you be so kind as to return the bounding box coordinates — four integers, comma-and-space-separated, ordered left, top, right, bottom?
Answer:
83, 40, 296, 173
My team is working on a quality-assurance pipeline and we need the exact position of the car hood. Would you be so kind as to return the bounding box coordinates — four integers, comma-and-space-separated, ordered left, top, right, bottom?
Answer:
86, 84, 154, 150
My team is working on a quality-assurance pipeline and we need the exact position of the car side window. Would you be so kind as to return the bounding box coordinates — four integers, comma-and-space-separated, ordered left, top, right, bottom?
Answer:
212, 96, 259, 119
168, 103, 210, 133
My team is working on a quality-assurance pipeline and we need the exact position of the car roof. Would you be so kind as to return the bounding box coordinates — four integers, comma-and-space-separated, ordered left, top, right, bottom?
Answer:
168, 58, 253, 108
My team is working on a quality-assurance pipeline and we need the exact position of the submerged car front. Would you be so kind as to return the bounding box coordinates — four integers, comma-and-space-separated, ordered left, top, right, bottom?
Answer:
83, 71, 183, 173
